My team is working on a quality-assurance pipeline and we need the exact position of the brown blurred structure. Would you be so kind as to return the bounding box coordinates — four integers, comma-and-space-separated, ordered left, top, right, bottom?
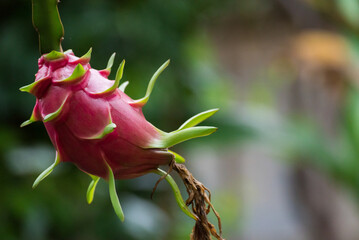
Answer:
288, 31, 348, 133
206, 2, 359, 239
289, 30, 359, 240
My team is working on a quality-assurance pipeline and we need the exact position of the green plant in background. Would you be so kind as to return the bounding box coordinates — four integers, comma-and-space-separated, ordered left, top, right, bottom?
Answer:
19, 0, 224, 239
273, 0, 359, 206
290, 85, 359, 202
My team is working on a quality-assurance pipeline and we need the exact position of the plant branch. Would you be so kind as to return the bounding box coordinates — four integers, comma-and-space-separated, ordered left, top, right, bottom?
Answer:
32, 0, 64, 54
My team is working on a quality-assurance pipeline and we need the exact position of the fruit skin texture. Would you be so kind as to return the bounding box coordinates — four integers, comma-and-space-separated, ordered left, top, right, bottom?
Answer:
21, 49, 218, 221
21, 49, 218, 182
24, 50, 173, 180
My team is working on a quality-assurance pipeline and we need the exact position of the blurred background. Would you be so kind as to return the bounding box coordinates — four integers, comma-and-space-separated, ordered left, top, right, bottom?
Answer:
2, 0, 359, 239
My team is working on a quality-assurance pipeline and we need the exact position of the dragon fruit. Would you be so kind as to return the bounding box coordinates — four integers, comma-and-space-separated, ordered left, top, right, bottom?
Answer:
20, 49, 218, 221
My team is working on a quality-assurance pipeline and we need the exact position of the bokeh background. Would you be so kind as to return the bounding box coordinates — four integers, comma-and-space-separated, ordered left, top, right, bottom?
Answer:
2, 0, 359, 239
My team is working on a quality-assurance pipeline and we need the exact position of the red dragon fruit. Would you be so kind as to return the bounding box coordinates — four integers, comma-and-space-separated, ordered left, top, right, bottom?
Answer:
20, 48, 218, 221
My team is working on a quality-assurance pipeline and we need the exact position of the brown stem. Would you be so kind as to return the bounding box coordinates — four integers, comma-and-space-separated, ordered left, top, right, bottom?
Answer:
171, 162, 225, 240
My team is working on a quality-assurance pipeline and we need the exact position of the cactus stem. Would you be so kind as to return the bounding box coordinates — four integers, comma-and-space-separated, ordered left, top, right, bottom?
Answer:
32, 0, 64, 54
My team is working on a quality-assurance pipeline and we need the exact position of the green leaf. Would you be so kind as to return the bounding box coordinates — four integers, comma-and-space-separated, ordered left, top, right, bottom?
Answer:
150, 126, 217, 148
32, 152, 61, 189
106, 163, 125, 222
130, 60, 170, 107
57, 64, 86, 84
119, 81, 129, 92
86, 174, 100, 204
43, 95, 68, 122
152, 168, 197, 220
168, 150, 185, 163
177, 108, 219, 131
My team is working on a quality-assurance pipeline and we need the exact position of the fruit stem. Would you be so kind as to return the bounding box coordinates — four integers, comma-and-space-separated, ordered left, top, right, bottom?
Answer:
32, 0, 64, 54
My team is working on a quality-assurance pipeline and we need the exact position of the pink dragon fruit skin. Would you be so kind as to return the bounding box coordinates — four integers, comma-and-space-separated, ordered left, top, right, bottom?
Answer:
20, 49, 218, 221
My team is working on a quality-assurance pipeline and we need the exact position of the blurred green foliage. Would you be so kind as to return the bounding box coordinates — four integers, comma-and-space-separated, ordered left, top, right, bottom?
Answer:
0, 0, 244, 239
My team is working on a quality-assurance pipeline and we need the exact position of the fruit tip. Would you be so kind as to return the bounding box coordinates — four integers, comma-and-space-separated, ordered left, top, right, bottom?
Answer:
20, 120, 31, 128
82, 47, 92, 58
19, 85, 30, 93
